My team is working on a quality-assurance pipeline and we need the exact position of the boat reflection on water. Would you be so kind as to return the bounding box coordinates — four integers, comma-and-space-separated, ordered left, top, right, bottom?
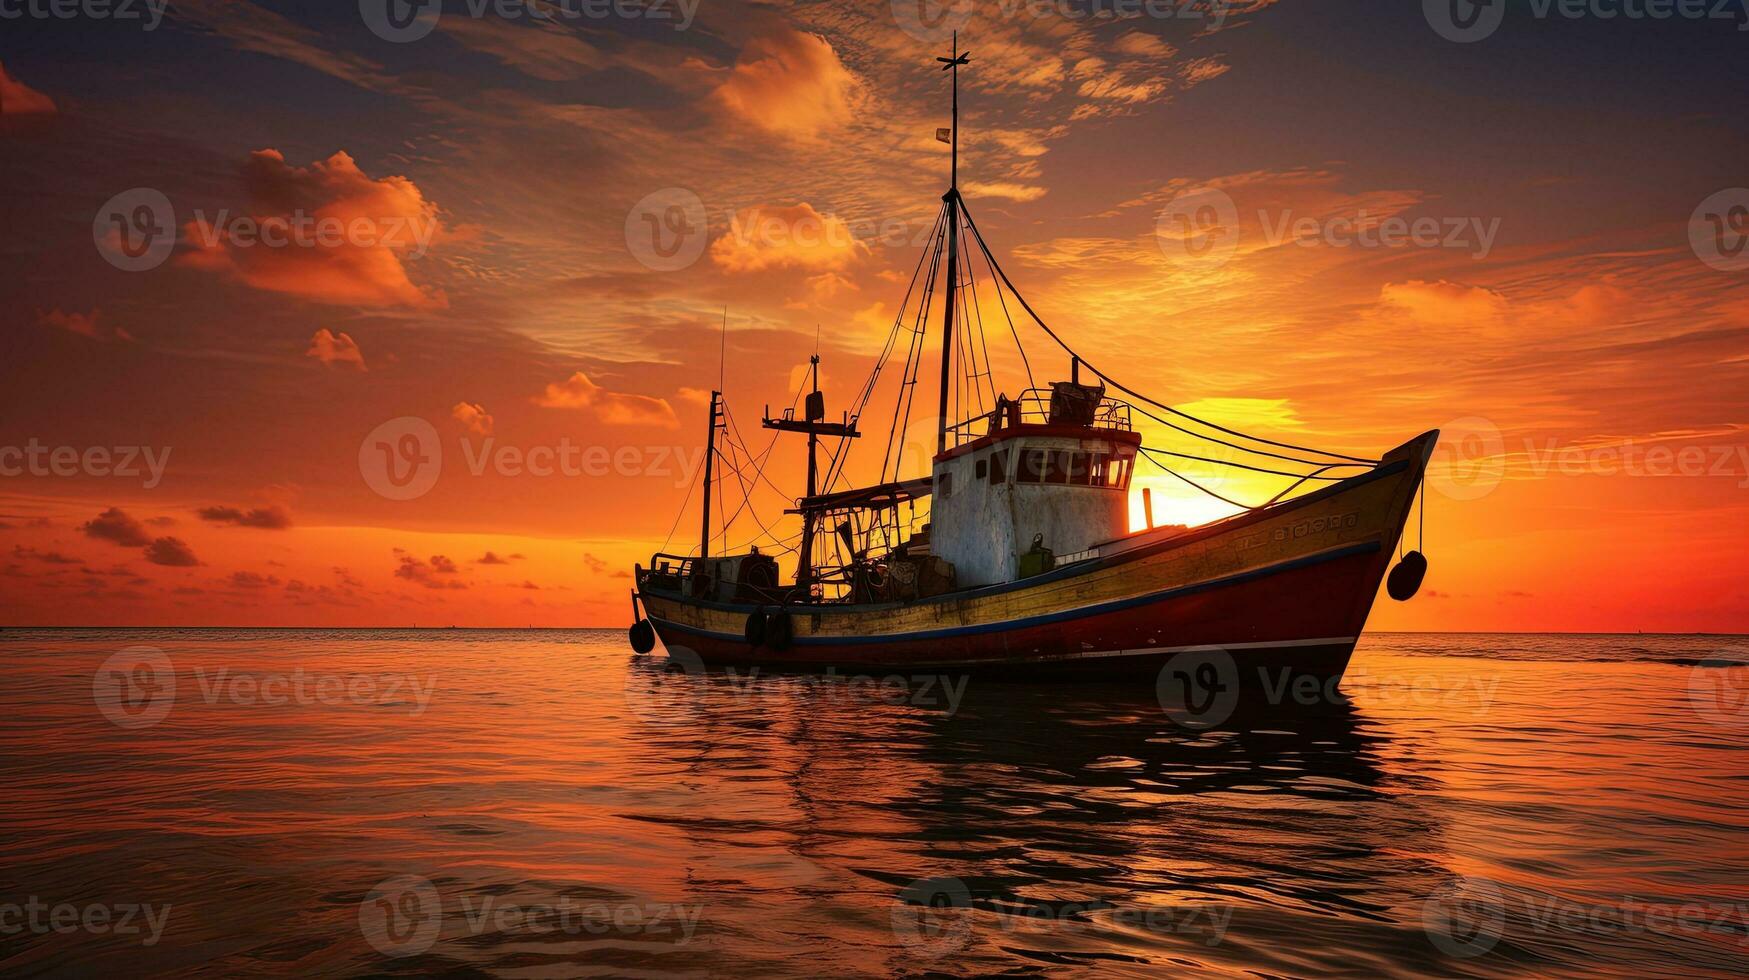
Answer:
623, 649, 1464, 976
7, 631, 1743, 977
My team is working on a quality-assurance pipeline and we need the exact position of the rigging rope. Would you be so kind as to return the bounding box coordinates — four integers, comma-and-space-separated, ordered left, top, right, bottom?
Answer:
957, 196, 1379, 467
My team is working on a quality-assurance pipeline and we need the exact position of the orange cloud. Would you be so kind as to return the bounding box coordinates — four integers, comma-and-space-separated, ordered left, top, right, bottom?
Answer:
0, 61, 56, 115
230, 571, 282, 589
306, 328, 368, 369
710, 202, 866, 273
452, 401, 494, 435
180, 150, 445, 309
1379, 279, 1507, 326
535, 372, 679, 427
144, 537, 200, 567
81, 508, 152, 547
198, 505, 293, 529
962, 181, 1047, 203
713, 31, 860, 139
394, 554, 465, 588
40, 309, 133, 342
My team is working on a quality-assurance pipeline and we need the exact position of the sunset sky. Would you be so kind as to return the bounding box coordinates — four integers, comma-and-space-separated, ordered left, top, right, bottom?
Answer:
2, 0, 1746, 630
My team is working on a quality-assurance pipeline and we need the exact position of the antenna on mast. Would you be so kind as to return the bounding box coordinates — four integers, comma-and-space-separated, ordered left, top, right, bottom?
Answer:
934, 33, 970, 454
936, 32, 970, 190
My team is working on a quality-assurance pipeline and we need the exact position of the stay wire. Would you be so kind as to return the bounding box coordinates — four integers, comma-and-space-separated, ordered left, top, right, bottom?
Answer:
958, 197, 1379, 466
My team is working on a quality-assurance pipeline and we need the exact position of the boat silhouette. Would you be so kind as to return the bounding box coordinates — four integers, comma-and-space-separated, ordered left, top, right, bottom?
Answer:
629, 36, 1436, 695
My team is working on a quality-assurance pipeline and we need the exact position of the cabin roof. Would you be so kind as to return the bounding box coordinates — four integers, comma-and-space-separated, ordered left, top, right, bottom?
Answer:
786, 476, 933, 514
933, 423, 1142, 464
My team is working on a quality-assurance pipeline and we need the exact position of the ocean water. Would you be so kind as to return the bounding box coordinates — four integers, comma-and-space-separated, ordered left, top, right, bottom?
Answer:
1, 629, 1746, 978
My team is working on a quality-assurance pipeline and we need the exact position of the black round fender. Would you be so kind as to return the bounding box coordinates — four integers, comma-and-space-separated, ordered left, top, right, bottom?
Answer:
765, 609, 793, 652
744, 609, 768, 647
628, 619, 656, 654
1387, 551, 1428, 601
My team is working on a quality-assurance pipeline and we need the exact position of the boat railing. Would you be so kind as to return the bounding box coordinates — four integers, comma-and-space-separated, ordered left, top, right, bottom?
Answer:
639, 552, 806, 605
944, 387, 1133, 447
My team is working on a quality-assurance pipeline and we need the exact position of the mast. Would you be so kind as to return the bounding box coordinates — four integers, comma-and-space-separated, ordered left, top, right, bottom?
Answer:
764, 359, 859, 592
699, 390, 721, 562
799, 355, 820, 591
935, 34, 970, 456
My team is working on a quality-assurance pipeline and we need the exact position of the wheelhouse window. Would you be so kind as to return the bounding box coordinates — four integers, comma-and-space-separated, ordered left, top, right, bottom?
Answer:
938, 472, 953, 498
1067, 451, 1091, 485
1110, 454, 1133, 490
989, 449, 1008, 485
1045, 450, 1071, 484
1013, 446, 1133, 488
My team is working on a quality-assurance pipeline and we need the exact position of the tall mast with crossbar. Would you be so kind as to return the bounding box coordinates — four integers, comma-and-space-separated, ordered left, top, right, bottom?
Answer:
935, 33, 970, 455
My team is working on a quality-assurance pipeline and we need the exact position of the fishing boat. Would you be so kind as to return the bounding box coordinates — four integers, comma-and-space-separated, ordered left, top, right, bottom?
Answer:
628, 38, 1436, 692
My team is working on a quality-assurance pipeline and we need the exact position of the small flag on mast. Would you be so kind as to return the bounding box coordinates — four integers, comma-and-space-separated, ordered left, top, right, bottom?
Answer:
935, 127, 951, 144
